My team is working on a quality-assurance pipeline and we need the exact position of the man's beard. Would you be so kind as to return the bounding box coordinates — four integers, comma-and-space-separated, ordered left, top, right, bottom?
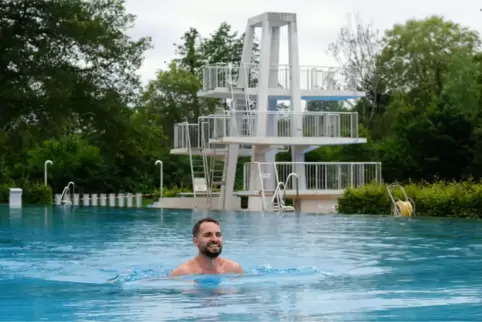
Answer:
200, 243, 222, 258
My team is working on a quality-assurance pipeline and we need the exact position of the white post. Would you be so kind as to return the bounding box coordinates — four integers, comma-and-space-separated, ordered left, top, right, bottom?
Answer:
83, 194, 90, 206
91, 193, 98, 206
155, 160, 163, 199
73, 194, 80, 206
100, 193, 107, 206
9, 188, 22, 208
44, 160, 53, 186
126, 193, 133, 207
118, 193, 125, 207
135, 193, 142, 208
55, 194, 62, 205
108, 193, 116, 207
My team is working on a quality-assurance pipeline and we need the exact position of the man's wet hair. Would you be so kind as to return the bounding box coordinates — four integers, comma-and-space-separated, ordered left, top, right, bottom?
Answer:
192, 217, 220, 237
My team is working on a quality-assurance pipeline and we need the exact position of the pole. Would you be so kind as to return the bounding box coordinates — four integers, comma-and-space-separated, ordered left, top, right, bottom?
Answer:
44, 160, 53, 186
155, 160, 163, 199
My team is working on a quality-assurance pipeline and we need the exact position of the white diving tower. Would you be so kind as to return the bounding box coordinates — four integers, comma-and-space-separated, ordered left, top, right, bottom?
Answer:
170, 12, 381, 212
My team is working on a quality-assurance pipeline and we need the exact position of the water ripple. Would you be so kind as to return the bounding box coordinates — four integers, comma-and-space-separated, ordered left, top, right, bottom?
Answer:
1, 207, 482, 321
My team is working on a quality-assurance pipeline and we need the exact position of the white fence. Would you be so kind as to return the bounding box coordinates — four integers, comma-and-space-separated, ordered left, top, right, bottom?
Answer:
201, 63, 358, 92
54, 193, 146, 207
243, 162, 382, 191
173, 110, 359, 149
207, 110, 359, 138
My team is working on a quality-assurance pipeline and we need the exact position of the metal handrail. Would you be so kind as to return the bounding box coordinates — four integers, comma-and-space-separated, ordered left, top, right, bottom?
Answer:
283, 173, 299, 204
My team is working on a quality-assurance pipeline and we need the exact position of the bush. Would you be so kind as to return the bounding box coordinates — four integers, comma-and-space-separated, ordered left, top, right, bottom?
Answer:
337, 181, 482, 218
150, 185, 192, 199
0, 180, 53, 205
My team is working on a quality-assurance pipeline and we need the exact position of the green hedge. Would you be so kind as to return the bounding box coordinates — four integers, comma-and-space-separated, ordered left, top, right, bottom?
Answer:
0, 181, 53, 205
338, 181, 482, 218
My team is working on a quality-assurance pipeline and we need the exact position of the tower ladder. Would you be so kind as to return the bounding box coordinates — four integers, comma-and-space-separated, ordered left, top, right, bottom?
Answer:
187, 122, 208, 199
228, 62, 253, 137
207, 143, 228, 208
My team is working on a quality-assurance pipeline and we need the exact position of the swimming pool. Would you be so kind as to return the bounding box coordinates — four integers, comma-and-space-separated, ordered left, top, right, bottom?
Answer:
1, 206, 481, 321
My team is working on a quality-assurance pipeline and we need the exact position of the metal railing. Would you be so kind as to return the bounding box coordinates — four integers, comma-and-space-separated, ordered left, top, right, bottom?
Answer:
243, 162, 382, 191
173, 119, 253, 150
174, 122, 201, 149
206, 110, 359, 138
60, 181, 75, 206
201, 63, 358, 92
173, 110, 359, 149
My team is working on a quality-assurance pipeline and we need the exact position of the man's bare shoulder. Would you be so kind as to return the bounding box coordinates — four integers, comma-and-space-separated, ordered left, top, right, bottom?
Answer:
221, 258, 244, 274
168, 259, 195, 277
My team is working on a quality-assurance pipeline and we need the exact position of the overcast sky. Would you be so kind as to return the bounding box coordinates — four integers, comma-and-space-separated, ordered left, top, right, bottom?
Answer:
124, 0, 482, 85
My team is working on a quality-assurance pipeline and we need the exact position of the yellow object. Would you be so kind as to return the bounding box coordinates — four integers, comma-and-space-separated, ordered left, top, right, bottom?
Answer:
395, 200, 413, 217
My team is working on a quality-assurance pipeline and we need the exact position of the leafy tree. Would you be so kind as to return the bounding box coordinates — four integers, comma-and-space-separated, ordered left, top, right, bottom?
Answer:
377, 15, 480, 108
0, 0, 154, 191
327, 11, 386, 122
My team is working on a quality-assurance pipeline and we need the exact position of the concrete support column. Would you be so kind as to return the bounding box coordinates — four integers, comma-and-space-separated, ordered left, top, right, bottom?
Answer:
288, 20, 306, 190
265, 26, 280, 191
222, 25, 256, 210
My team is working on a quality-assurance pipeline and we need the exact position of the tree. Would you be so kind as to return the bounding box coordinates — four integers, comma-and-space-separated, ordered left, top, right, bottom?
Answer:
140, 62, 208, 141
141, 22, 259, 134
377, 15, 480, 108
327, 12, 385, 122
0, 0, 151, 170
0, 0, 157, 192
376, 47, 481, 182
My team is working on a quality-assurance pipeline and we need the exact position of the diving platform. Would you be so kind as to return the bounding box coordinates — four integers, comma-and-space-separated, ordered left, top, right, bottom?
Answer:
235, 189, 343, 199
170, 147, 252, 157
210, 136, 366, 146
199, 64, 365, 100
167, 11, 383, 212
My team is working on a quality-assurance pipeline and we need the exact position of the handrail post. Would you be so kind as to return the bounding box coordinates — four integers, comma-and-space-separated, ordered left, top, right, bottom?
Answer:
155, 160, 163, 199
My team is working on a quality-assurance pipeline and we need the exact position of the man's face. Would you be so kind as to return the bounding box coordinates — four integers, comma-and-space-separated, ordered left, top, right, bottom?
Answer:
194, 222, 223, 258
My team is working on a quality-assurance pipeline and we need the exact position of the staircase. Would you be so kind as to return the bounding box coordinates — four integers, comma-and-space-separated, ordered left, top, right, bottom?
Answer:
228, 62, 253, 137
207, 145, 228, 207
187, 124, 209, 199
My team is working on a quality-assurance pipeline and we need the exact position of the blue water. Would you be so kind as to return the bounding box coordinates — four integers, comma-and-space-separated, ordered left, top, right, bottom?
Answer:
1, 206, 482, 321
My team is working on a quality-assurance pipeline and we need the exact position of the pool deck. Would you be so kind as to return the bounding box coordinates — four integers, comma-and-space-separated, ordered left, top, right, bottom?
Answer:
152, 189, 343, 213
235, 189, 344, 200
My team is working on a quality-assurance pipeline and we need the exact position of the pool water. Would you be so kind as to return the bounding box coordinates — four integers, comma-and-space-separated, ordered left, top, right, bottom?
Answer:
1, 206, 482, 321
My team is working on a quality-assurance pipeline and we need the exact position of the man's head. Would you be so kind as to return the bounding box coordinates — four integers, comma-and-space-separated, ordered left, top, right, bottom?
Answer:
192, 217, 222, 258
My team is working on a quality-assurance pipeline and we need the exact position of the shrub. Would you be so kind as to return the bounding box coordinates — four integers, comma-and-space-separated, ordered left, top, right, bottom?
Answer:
337, 181, 482, 218
150, 185, 192, 199
0, 180, 53, 205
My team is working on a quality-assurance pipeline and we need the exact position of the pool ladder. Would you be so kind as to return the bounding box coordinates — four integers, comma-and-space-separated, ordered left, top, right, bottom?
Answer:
386, 184, 416, 216
272, 173, 300, 213
60, 181, 75, 206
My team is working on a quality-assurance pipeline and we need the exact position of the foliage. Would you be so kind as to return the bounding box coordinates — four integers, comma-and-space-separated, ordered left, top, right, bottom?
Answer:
0, 181, 52, 204
338, 181, 482, 218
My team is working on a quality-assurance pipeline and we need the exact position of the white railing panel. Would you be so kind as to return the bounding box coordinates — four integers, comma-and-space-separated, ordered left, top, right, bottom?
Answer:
173, 119, 253, 150
243, 162, 382, 191
202, 64, 358, 92
173, 109, 359, 149
206, 110, 358, 138
173, 123, 201, 149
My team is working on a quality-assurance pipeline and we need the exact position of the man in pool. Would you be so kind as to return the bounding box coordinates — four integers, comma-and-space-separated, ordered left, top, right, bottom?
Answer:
168, 217, 244, 277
